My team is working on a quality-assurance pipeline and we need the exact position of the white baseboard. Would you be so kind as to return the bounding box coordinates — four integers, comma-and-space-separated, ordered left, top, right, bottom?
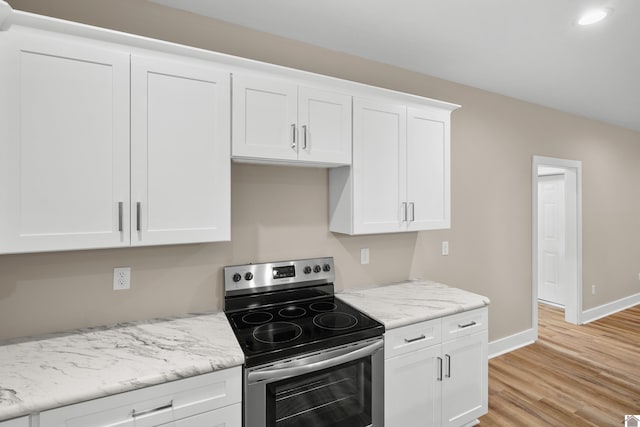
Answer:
581, 292, 640, 324
488, 328, 536, 359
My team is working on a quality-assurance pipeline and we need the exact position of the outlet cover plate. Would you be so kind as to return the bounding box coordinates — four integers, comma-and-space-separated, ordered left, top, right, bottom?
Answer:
113, 267, 131, 290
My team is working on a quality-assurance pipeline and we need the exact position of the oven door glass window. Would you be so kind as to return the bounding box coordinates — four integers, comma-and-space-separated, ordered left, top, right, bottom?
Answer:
266, 358, 372, 427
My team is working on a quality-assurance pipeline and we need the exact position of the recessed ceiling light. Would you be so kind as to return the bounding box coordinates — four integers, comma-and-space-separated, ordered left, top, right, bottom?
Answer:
577, 8, 610, 26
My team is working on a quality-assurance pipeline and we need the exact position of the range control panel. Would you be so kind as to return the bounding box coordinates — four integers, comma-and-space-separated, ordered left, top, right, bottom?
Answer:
223, 257, 335, 295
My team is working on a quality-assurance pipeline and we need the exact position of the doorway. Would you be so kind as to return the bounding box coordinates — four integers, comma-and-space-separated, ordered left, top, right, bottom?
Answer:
532, 156, 582, 334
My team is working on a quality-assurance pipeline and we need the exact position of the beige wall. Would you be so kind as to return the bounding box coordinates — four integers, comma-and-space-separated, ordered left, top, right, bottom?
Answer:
2, 0, 640, 342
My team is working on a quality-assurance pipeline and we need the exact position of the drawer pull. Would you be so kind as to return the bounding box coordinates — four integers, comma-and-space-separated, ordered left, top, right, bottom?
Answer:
404, 334, 426, 343
132, 400, 173, 418
458, 321, 477, 329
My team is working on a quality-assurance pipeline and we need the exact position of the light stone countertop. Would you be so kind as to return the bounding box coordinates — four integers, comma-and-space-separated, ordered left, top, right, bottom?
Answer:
0, 312, 243, 422
338, 280, 490, 330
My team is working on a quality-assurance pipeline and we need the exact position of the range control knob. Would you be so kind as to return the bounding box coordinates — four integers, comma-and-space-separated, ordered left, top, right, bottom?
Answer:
313, 265, 322, 273
303, 265, 312, 274
232, 273, 242, 283
244, 272, 254, 281
323, 264, 331, 272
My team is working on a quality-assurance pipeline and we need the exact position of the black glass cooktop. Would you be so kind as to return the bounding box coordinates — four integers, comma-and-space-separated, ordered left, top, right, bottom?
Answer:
226, 295, 384, 367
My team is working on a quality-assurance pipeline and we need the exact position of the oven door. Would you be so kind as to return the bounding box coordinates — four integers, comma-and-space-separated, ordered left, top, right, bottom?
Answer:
244, 337, 384, 427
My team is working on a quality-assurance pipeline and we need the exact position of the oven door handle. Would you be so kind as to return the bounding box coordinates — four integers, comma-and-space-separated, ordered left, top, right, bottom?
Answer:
247, 338, 383, 384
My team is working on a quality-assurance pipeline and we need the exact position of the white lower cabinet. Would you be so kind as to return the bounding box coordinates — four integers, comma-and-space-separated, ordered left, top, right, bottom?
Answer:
384, 308, 488, 427
0, 417, 29, 427
38, 367, 241, 427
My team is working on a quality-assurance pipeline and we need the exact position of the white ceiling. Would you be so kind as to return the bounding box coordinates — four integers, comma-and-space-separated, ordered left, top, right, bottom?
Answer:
150, 0, 640, 132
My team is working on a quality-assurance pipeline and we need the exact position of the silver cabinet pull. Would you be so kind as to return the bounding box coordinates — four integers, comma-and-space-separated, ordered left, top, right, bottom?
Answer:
136, 202, 141, 232
404, 334, 426, 343
437, 357, 443, 381
117, 202, 123, 232
458, 321, 477, 329
291, 123, 297, 151
409, 202, 415, 222
445, 354, 451, 378
302, 125, 308, 150
132, 400, 173, 418
401, 202, 408, 222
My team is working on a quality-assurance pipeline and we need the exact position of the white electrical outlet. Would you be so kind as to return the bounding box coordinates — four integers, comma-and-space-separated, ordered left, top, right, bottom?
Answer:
361, 248, 370, 265
442, 241, 449, 256
113, 267, 131, 290
592, 285, 596, 295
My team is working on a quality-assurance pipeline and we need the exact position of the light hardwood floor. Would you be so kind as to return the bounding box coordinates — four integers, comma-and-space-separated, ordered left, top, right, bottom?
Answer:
479, 303, 640, 426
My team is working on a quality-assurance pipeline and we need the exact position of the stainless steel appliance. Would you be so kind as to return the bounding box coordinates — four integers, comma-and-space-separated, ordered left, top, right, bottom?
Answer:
224, 257, 384, 427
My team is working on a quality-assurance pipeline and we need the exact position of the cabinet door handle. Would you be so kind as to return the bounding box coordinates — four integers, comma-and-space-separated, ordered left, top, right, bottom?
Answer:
458, 321, 477, 329
117, 202, 123, 232
136, 202, 141, 232
445, 354, 451, 378
409, 202, 415, 222
401, 202, 408, 222
437, 357, 443, 381
291, 123, 297, 151
132, 400, 173, 418
302, 125, 308, 150
404, 334, 426, 343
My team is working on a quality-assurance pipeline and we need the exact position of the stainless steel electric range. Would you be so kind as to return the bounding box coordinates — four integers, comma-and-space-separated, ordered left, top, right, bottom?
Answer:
224, 257, 384, 427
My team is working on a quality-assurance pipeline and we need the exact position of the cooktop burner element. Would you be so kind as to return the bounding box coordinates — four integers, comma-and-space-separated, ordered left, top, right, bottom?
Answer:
278, 306, 307, 319
253, 322, 303, 344
309, 301, 337, 312
242, 311, 273, 325
223, 257, 384, 367
313, 312, 359, 330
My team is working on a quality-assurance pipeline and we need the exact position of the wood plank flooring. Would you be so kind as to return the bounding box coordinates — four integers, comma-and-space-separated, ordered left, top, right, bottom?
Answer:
479, 303, 640, 426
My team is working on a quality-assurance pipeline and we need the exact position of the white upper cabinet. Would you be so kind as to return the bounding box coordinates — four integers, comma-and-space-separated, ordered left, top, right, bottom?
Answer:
353, 98, 407, 234
131, 55, 230, 246
232, 74, 351, 166
0, 27, 131, 253
329, 96, 457, 235
0, 26, 231, 254
407, 106, 451, 230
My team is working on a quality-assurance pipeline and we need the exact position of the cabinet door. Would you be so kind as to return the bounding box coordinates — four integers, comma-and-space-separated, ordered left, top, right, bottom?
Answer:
406, 107, 450, 230
441, 331, 488, 427
0, 28, 130, 253
131, 55, 230, 245
385, 345, 442, 427
232, 74, 297, 161
352, 98, 406, 234
298, 87, 351, 165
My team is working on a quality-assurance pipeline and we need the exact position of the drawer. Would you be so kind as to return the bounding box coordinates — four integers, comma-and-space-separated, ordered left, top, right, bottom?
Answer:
385, 317, 442, 359
160, 402, 241, 427
39, 366, 241, 427
442, 307, 488, 341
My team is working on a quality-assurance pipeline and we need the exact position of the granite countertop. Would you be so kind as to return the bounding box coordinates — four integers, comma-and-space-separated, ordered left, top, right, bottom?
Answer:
0, 312, 244, 422
338, 280, 490, 330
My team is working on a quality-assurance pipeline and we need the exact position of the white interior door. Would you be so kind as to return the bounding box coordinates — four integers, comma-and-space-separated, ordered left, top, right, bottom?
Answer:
537, 173, 566, 306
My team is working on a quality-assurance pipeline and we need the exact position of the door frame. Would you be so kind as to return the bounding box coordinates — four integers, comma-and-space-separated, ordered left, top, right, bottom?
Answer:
532, 156, 583, 332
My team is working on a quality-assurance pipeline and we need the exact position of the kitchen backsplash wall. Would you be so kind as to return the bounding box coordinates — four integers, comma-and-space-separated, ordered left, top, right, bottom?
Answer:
0, 164, 418, 340
2, 0, 640, 343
